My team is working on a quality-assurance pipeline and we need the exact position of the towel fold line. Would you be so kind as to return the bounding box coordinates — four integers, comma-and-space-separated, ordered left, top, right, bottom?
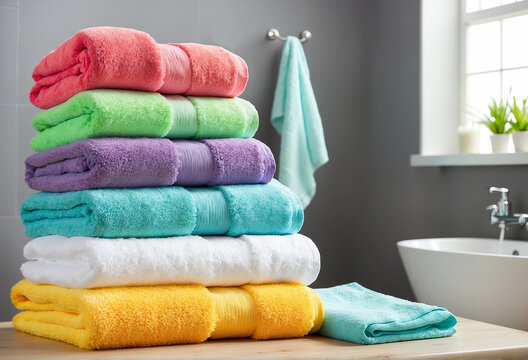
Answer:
30, 89, 259, 152
30, 27, 248, 109
25, 138, 276, 192
21, 180, 304, 238
11, 280, 323, 349
20, 233, 320, 288
315, 283, 457, 344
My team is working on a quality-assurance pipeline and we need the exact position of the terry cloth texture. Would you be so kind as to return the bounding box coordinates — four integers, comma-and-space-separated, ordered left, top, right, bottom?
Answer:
21, 233, 320, 288
30, 90, 258, 152
21, 179, 303, 238
30, 26, 248, 109
11, 280, 324, 349
271, 36, 328, 208
25, 138, 275, 192
315, 283, 457, 344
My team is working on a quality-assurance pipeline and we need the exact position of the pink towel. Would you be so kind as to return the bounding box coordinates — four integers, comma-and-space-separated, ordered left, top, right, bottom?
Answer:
30, 27, 249, 109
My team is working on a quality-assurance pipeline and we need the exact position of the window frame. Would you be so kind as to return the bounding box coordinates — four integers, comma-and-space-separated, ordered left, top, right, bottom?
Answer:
414, 0, 528, 166
461, 0, 528, 128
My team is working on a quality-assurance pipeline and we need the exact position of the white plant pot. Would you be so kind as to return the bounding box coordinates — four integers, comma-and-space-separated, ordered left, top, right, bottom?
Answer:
512, 131, 528, 152
490, 134, 511, 153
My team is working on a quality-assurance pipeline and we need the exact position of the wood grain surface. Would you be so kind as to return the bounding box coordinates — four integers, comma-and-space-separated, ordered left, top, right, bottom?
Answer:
1, 317, 527, 359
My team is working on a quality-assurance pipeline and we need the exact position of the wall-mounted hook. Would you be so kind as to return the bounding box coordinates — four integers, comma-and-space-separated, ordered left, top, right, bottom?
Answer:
267, 28, 312, 43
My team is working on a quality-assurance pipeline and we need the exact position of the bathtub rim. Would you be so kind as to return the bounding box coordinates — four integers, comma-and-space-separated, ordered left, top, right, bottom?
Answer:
397, 237, 528, 259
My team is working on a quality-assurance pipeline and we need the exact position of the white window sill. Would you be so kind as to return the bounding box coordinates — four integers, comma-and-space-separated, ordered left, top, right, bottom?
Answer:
410, 152, 528, 167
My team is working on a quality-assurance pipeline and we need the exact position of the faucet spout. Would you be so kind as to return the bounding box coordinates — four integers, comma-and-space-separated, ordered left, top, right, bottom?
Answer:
487, 186, 528, 229
493, 214, 527, 227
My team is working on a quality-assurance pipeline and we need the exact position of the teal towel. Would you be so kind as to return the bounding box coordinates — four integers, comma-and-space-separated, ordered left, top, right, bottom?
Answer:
21, 179, 303, 238
271, 36, 329, 208
315, 283, 457, 345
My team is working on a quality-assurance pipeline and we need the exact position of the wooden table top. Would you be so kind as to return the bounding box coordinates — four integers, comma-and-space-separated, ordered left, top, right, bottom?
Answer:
1, 317, 528, 359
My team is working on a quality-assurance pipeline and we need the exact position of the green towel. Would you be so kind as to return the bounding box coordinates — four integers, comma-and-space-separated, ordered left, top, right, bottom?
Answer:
271, 37, 328, 208
31, 90, 258, 152
315, 283, 457, 345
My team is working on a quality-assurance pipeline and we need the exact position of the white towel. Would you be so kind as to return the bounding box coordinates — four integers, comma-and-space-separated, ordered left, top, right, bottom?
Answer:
21, 234, 320, 288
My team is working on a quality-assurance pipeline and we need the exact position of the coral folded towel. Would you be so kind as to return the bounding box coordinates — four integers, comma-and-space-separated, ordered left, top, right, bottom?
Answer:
30, 90, 258, 152
21, 179, 303, 238
21, 234, 320, 288
30, 26, 248, 109
315, 283, 457, 344
11, 280, 324, 349
26, 138, 275, 192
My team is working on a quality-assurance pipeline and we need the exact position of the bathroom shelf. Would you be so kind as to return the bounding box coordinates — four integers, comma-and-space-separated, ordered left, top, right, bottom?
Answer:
2, 318, 528, 359
410, 152, 528, 167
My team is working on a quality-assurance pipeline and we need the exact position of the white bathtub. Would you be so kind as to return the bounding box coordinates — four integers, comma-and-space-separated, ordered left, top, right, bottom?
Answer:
397, 238, 528, 330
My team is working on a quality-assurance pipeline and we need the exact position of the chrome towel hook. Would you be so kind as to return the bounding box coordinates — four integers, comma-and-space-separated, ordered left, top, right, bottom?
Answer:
267, 28, 312, 43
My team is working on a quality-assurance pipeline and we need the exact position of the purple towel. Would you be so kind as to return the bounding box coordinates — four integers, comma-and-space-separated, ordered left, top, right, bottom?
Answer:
25, 138, 275, 192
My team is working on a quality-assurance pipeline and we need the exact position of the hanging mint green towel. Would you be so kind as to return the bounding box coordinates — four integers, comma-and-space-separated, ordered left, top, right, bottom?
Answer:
315, 283, 457, 344
271, 36, 329, 208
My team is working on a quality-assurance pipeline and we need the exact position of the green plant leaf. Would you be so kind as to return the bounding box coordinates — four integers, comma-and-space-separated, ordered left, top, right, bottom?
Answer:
480, 96, 511, 134
509, 96, 528, 132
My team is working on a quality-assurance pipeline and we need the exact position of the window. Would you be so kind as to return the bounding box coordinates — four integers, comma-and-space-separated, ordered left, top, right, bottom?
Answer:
463, 0, 528, 136
466, 0, 522, 13
413, 0, 528, 165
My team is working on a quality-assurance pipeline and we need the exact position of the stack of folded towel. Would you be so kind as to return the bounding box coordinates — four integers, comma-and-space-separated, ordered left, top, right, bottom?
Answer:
13, 26, 322, 350
12, 26, 457, 350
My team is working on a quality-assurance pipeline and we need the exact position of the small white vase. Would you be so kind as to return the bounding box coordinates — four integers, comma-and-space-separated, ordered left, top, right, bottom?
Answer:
490, 134, 511, 153
512, 131, 528, 152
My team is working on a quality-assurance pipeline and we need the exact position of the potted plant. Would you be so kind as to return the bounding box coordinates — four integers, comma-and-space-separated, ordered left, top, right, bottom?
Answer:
509, 97, 528, 152
481, 98, 512, 153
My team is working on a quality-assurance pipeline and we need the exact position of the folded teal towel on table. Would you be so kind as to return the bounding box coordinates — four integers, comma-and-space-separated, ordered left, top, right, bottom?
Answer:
21, 179, 303, 238
315, 283, 457, 345
271, 36, 329, 208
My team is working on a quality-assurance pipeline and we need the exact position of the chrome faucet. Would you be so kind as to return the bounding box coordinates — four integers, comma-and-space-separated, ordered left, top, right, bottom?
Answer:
486, 187, 528, 229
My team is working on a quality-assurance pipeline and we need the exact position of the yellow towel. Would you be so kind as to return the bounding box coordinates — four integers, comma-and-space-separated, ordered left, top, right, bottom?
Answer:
11, 280, 324, 350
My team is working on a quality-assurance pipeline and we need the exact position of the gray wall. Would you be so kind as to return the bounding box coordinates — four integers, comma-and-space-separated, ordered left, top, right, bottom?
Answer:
0, 0, 525, 321
350, 0, 528, 297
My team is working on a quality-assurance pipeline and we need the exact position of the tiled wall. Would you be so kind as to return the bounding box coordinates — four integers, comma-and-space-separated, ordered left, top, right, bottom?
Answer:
0, 0, 367, 321
3, 0, 520, 328
0, 0, 34, 321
